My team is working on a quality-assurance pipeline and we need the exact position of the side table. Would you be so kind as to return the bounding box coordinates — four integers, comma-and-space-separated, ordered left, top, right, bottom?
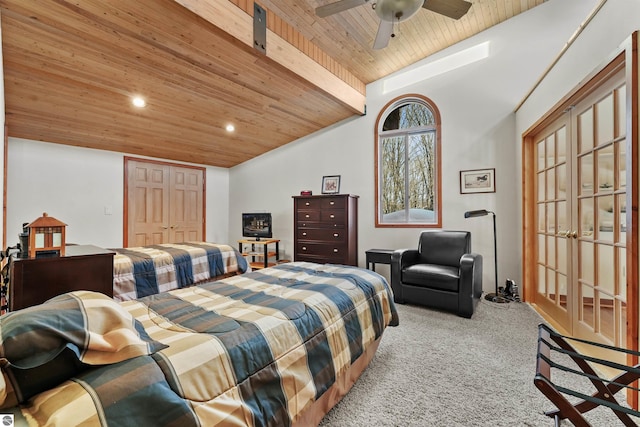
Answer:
365, 249, 395, 272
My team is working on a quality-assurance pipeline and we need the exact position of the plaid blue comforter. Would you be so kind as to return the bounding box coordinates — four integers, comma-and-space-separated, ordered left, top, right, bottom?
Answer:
5, 262, 398, 426
111, 241, 249, 301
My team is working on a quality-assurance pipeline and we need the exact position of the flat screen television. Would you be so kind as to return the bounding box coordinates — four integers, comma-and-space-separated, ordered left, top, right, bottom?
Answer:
242, 212, 273, 240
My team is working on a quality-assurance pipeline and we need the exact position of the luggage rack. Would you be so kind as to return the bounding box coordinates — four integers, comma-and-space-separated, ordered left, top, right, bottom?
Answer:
535, 323, 640, 426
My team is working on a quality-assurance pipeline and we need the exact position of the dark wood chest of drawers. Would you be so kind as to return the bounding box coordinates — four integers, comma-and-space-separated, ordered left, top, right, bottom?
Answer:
9, 245, 115, 311
293, 194, 358, 265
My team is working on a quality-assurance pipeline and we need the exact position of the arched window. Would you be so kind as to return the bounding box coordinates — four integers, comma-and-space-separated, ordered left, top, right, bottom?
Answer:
375, 94, 441, 227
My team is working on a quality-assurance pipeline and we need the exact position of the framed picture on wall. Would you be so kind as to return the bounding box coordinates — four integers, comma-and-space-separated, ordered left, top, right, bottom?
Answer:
321, 175, 341, 194
460, 168, 495, 194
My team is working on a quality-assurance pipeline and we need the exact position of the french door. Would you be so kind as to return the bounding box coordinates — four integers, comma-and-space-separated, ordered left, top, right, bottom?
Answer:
533, 69, 627, 349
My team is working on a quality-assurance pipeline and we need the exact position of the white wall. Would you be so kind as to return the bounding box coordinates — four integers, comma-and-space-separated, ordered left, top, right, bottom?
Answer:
516, 0, 640, 132
0, 0, 612, 294
230, 0, 599, 290
6, 138, 230, 249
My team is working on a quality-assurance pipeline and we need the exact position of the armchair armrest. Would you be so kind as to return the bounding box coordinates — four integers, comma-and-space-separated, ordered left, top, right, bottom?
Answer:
458, 253, 483, 318
391, 249, 420, 304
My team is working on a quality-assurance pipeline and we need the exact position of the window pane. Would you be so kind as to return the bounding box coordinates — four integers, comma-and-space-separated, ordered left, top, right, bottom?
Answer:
377, 97, 440, 227
381, 136, 406, 221
382, 102, 434, 131
407, 133, 435, 222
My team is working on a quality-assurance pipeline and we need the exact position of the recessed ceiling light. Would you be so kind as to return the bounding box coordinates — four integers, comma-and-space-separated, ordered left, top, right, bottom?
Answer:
132, 96, 146, 108
225, 124, 235, 132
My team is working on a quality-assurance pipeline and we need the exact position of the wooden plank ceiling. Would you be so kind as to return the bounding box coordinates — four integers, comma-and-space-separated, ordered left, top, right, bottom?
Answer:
0, 0, 545, 168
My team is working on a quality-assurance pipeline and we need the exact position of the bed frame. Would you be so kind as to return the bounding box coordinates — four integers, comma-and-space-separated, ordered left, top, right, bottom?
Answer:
534, 323, 640, 426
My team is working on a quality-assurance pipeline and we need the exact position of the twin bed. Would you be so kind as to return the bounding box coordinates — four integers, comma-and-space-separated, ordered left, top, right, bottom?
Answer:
0, 259, 398, 426
110, 242, 250, 301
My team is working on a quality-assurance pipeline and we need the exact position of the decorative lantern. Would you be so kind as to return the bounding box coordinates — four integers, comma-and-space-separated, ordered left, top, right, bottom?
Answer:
27, 212, 67, 258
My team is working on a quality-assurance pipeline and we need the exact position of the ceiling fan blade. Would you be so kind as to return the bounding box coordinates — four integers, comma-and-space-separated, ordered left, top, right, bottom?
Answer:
315, 0, 369, 18
423, 0, 472, 20
373, 20, 394, 50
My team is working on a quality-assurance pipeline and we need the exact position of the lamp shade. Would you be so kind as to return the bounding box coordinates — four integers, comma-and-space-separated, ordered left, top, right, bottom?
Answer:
464, 209, 492, 218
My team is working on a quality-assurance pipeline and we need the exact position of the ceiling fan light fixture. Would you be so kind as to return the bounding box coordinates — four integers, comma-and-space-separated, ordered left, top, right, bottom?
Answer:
374, 0, 422, 22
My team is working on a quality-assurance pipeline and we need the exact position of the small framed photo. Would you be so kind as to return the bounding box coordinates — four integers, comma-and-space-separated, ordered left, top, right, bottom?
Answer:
321, 175, 341, 194
460, 168, 495, 194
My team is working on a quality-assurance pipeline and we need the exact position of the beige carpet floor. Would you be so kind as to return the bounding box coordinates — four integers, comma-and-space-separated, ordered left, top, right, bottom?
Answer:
319, 299, 638, 426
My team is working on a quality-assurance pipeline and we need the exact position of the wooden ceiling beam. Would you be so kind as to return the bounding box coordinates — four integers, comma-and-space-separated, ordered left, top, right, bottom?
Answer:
173, 0, 366, 115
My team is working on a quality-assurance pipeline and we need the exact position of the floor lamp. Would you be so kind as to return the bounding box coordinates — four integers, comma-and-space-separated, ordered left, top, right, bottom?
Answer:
464, 209, 509, 303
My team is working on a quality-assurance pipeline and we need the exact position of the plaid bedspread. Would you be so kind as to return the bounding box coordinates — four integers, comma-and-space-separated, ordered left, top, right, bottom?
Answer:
111, 242, 249, 301
5, 262, 398, 427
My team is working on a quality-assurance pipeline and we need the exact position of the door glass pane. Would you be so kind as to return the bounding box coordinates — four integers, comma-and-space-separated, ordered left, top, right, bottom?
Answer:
537, 172, 545, 201
557, 163, 567, 199
557, 126, 567, 163
596, 144, 614, 191
617, 194, 626, 243
617, 247, 626, 297
618, 140, 626, 189
547, 169, 555, 200
547, 236, 555, 269
597, 195, 614, 241
537, 203, 545, 232
557, 201, 567, 233
580, 241, 594, 284
546, 134, 555, 168
620, 300, 627, 348
616, 85, 626, 138
578, 107, 594, 153
595, 93, 614, 145
537, 140, 545, 171
546, 203, 555, 234
579, 154, 593, 195
597, 244, 614, 294
548, 269, 556, 301
558, 274, 567, 309
538, 234, 545, 264
579, 198, 594, 239
581, 284, 595, 329
557, 237, 566, 275
538, 265, 546, 295
599, 291, 614, 341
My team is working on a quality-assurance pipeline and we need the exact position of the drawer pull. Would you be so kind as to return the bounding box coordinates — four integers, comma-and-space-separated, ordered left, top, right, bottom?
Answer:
330, 214, 335, 218
333, 233, 339, 237
330, 201, 335, 205
305, 214, 310, 218
302, 247, 307, 251
333, 248, 338, 253
302, 232, 307, 236
305, 202, 310, 206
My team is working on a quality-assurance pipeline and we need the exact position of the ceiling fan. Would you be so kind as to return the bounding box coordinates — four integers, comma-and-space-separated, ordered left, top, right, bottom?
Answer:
316, 0, 472, 49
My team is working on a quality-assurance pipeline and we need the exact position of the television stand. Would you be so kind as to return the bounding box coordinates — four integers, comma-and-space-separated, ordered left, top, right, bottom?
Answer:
238, 238, 279, 269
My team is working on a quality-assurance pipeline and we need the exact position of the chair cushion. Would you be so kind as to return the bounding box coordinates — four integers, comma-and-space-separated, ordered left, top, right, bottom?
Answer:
402, 264, 460, 292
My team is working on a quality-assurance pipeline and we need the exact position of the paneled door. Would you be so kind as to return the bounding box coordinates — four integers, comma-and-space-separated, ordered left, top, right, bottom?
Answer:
533, 69, 627, 350
125, 158, 204, 246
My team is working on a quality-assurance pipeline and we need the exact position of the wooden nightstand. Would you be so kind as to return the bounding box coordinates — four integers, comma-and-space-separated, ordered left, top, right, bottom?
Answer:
9, 244, 115, 311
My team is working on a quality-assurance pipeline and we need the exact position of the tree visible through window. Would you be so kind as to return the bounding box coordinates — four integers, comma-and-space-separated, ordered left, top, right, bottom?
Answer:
375, 95, 441, 227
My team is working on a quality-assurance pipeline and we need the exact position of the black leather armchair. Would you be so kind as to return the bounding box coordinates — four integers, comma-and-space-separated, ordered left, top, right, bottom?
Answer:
391, 230, 483, 318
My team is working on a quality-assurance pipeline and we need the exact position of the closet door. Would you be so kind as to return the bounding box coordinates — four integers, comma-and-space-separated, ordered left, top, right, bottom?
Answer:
127, 161, 170, 246
125, 158, 204, 246
169, 166, 204, 242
